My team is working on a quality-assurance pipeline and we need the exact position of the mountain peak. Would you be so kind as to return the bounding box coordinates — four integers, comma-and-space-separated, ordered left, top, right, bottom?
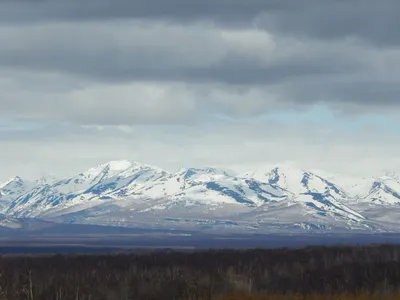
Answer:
2, 160, 400, 233
0, 176, 24, 189
98, 160, 134, 171
81, 160, 135, 179
36, 174, 58, 186
98, 160, 165, 174
382, 171, 399, 181
176, 167, 234, 181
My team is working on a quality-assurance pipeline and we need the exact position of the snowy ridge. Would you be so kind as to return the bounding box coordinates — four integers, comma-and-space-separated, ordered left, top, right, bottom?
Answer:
0, 176, 33, 211
1, 160, 400, 233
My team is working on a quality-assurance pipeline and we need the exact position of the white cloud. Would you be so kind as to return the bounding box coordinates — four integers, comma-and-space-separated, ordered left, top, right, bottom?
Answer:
1, 121, 399, 181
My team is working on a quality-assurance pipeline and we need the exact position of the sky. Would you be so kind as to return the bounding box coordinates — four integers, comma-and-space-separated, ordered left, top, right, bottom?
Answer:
1, 0, 400, 181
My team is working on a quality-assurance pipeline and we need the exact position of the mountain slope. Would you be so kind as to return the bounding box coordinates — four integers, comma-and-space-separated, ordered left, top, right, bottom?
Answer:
363, 177, 400, 205
0, 176, 33, 212
6, 160, 168, 217
245, 166, 364, 221
2, 160, 400, 232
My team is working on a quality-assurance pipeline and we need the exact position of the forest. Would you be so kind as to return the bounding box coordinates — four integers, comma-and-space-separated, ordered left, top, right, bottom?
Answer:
1, 245, 400, 299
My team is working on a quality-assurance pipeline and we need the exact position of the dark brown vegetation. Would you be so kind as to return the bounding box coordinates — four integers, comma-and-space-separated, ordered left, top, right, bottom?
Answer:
1, 245, 400, 299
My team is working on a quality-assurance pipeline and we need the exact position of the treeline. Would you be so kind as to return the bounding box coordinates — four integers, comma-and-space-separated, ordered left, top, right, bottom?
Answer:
1, 245, 400, 299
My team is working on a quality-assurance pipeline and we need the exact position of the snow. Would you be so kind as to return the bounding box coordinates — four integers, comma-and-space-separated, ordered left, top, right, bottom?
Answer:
2, 160, 400, 233
0, 176, 34, 213
0, 177, 20, 189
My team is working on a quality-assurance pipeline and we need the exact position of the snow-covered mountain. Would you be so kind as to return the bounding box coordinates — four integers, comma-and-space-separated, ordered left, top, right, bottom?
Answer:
244, 166, 364, 224
363, 177, 400, 205
0, 176, 33, 212
2, 160, 400, 233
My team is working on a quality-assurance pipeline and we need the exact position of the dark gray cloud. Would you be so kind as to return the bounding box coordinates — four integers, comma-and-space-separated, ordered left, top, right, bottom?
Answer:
1, 0, 399, 46
0, 21, 367, 84
258, 1, 400, 46
0, 0, 399, 125
0, 0, 293, 23
0, 38, 358, 85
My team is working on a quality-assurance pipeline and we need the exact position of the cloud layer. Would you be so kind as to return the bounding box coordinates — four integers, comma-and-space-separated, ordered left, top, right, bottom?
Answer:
0, 0, 399, 179
1, 1, 400, 124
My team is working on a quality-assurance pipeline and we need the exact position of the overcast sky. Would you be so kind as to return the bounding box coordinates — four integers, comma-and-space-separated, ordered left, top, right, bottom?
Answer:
1, 0, 400, 181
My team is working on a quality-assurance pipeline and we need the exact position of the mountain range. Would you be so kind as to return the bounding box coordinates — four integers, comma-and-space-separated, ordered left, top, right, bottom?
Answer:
1, 160, 400, 233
